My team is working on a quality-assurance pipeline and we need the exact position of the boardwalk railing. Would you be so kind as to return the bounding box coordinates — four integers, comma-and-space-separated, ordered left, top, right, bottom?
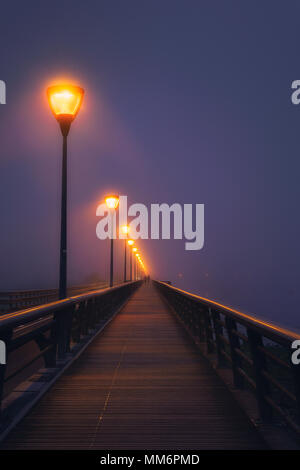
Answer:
0, 282, 120, 314
0, 281, 141, 418
154, 280, 300, 435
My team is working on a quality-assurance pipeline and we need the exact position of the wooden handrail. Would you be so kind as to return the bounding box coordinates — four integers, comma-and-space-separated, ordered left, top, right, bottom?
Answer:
154, 280, 300, 436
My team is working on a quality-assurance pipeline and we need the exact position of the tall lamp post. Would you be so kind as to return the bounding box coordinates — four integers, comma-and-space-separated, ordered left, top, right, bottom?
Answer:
135, 253, 140, 279
127, 240, 134, 281
47, 84, 84, 299
121, 225, 129, 282
137, 254, 146, 279
105, 195, 120, 287
136, 253, 141, 280
132, 247, 137, 280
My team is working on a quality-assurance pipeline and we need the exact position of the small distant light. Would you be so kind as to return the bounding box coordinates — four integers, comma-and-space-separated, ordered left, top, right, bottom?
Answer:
121, 225, 129, 235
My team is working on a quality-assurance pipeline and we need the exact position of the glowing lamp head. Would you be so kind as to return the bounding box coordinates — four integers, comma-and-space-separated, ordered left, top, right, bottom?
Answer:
47, 84, 84, 137
127, 239, 134, 246
105, 195, 119, 210
47, 85, 84, 120
133, 247, 137, 252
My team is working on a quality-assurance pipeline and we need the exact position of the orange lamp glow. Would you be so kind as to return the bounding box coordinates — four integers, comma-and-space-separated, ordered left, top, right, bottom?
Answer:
47, 85, 84, 121
121, 225, 129, 235
105, 195, 119, 210
133, 247, 137, 252
127, 239, 134, 246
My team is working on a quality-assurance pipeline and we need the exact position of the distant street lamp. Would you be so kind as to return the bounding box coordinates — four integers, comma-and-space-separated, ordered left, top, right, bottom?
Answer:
121, 225, 129, 282
105, 195, 120, 287
127, 239, 134, 281
47, 84, 84, 299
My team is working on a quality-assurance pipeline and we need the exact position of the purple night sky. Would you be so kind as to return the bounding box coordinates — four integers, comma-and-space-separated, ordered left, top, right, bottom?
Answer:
0, 1, 300, 328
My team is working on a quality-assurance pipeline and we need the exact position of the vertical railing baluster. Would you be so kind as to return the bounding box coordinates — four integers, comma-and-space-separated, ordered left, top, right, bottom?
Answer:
64, 305, 74, 353
247, 329, 272, 420
54, 305, 73, 360
204, 308, 214, 354
291, 364, 300, 424
194, 305, 203, 343
211, 309, 225, 367
197, 307, 205, 343
91, 297, 97, 328
54, 309, 65, 360
226, 317, 244, 389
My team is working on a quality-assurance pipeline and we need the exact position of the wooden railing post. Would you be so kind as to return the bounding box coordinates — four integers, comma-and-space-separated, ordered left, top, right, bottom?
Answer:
291, 363, 300, 424
81, 300, 90, 336
54, 306, 73, 360
226, 317, 244, 389
204, 309, 214, 354
64, 305, 74, 354
91, 297, 97, 328
211, 309, 225, 367
196, 307, 205, 343
247, 329, 272, 421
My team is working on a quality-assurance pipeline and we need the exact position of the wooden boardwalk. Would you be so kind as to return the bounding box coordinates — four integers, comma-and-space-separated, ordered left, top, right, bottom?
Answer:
1, 283, 266, 449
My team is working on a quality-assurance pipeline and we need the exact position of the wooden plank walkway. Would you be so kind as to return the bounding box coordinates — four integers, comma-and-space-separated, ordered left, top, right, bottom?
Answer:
0, 283, 266, 449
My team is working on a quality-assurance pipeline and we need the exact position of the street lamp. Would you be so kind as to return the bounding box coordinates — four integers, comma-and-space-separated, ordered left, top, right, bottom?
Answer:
127, 239, 134, 281
105, 195, 119, 287
47, 84, 84, 299
121, 225, 129, 282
